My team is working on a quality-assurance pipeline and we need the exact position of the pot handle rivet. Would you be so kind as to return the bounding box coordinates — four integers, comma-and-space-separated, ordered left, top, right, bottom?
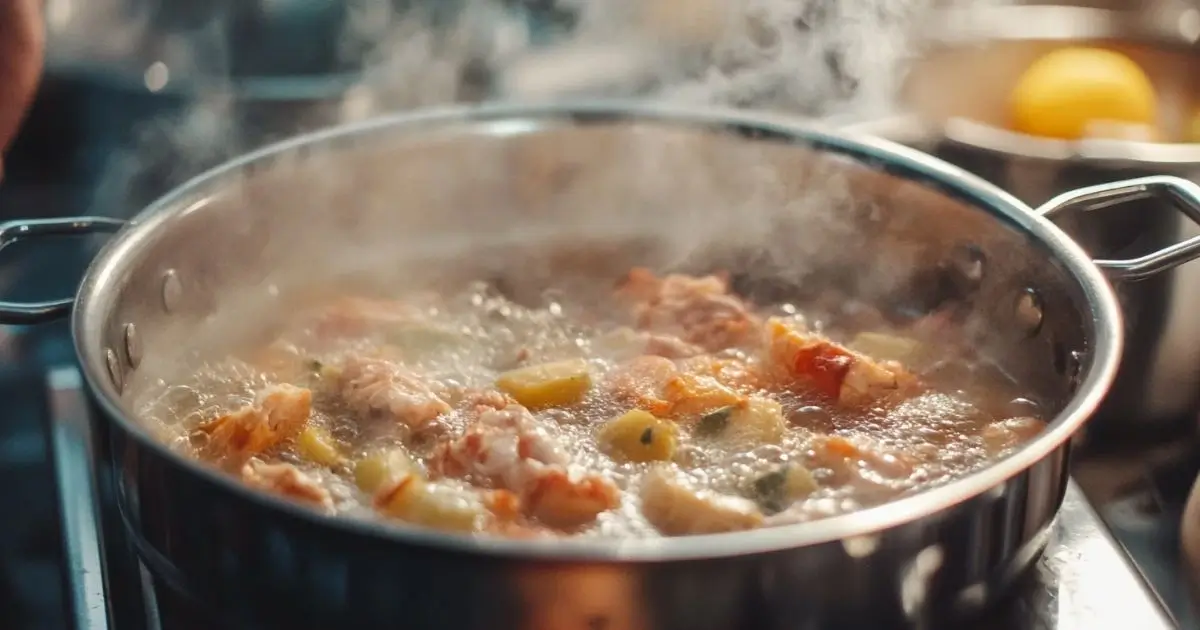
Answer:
105, 348, 124, 394
124, 323, 142, 370
1036, 175, 1200, 282
1014, 288, 1043, 337
161, 270, 182, 313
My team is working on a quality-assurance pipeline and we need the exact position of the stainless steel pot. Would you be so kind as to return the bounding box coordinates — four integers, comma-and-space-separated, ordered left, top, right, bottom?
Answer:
847, 3, 1200, 435
3, 102, 1200, 628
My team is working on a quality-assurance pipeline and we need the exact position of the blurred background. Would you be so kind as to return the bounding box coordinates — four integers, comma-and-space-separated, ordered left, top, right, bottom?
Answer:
3, 0, 1200, 628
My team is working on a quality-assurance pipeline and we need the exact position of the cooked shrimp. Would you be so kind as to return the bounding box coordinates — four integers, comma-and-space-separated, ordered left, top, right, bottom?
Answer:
431, 401, 619, 528
765, 318, 916, 406
198, 384, 312, 461
242, 458, 333, 511
605, 355, 678, 416
338, 356, 452, 431
617, 268, 760, 352
640, 467, 764, 536
524, 463, 621, 529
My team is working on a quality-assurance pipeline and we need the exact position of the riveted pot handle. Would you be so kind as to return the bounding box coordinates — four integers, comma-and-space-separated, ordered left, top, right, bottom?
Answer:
1036, 175, 1200, 282
0, 217, 126, 325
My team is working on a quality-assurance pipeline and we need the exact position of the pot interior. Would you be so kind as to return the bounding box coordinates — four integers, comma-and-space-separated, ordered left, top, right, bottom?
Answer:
84, 107, 1101, 459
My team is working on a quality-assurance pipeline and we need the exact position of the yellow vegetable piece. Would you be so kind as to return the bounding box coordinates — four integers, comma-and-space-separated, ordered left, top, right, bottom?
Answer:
598, 409, 678, 463
726, 397, 786, 445
495, 358, 592, 410
296, 426, 343, 468
1009, 47, 1157, 140
848, 332, 920, 363
354, 448, 417, 493
376, 476, 484, 532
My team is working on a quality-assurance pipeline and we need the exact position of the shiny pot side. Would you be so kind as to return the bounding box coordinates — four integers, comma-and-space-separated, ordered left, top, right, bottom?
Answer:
8, 102, 1200, 627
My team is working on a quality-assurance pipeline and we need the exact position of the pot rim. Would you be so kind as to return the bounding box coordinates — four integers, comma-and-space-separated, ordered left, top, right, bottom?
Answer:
71, 100, 1125, 561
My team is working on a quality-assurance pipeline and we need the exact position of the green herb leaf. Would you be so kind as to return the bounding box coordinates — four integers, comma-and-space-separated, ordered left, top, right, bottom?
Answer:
696, 406, 735, 437
751, 467, 790, 514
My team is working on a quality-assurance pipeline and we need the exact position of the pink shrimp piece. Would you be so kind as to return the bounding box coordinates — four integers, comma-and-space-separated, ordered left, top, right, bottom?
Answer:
338, 356, 452, 432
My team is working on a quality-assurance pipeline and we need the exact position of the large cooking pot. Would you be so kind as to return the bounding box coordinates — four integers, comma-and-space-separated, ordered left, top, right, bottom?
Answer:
848, 3, 1200, 436
3, 102, 1200, 629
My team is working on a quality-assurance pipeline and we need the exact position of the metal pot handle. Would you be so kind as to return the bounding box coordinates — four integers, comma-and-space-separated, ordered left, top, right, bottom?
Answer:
1036, 175, 1200, 282
0, 217, 126, 325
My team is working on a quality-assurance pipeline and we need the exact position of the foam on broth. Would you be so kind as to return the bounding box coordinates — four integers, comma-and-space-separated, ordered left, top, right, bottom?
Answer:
135, 270, 1044, 539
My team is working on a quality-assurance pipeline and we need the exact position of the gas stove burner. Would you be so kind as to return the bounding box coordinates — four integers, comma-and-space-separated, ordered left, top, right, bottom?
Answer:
36, 363, 1176, 630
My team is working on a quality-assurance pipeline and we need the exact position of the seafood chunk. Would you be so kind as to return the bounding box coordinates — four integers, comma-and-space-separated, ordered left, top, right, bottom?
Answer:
198, 384, 312, 460
524, 464, 621, 529
766, 318, 915, 406
339, 356, 452, 431
617, 268, 760, 352
605, 355, 750, 419
640, 467, 764, 536
242, 459, 333, 511
605, 355, 678, 416
431, 401, 619, 528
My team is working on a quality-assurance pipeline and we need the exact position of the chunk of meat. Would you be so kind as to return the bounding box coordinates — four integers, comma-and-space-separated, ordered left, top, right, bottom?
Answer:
430, 401, 619, 528
679, 355, 764, 392
617, 268, 760, 352
431, 401, 570, 483
338, 356, 452, 431
605, 355, 678, 416
198, 384, 312, 461
640, 467, 764, 536
242, 459, 333, 511
605, 355, 751, 419
524, 464, 622, 529
765, 318, 916, 406
661, 372, 746, 419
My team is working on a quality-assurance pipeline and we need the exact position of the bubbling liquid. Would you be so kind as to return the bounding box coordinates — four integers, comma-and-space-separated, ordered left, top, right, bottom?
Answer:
137, 274, 1044, 539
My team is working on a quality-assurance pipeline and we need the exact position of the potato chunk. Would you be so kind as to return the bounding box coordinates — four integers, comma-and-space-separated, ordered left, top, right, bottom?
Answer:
598, 410, 678, 463
296, 426, 343, 468
496, 359, 592, 410
354, 448, 419, 493
640, 468, 763, 536
375, 476, 487, 532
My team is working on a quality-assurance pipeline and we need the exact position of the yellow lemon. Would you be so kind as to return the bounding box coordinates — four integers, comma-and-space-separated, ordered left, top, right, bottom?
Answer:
1188, 108, 1200, 143
1009, 47, 1158, 140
